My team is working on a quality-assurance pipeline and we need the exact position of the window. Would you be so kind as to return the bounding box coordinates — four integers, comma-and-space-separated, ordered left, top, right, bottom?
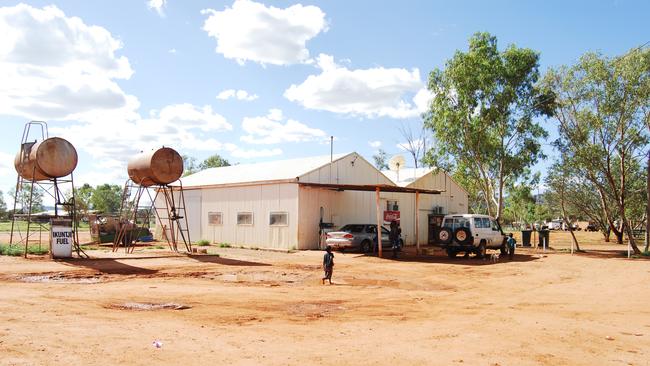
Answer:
386, 200, 399, 211
269, 212, 288, 226
237, 212, 253, 226
340, 224, 364, 233
481, 218, 491, 229
444, 217, 469, 231
208, 212, 222, 225
474, 217, 490, 229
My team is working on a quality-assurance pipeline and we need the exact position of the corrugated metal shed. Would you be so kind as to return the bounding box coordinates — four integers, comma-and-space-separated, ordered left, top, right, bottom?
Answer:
177, 153, 349, 188
382, 167, 433, 187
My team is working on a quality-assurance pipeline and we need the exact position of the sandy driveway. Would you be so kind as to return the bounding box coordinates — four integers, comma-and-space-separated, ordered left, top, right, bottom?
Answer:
0, 232, 648, 365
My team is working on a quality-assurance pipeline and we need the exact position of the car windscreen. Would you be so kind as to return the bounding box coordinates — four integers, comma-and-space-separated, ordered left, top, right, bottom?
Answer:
339, 224, 364, 233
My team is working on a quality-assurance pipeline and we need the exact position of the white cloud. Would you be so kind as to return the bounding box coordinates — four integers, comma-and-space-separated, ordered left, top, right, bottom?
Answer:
49, 103, 234, 182
368, 140, 382, 148
201, 0, 328, 66
240, 109, 327, 144
0, 4, 134, 120
147, 0, 167, 17
168, 48, 177, 54
285, 54, 432, 119
216, 89, 259, 101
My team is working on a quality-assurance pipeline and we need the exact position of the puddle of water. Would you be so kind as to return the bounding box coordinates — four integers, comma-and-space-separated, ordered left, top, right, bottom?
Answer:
18, 273, 102, 284
107, 302, 191, 311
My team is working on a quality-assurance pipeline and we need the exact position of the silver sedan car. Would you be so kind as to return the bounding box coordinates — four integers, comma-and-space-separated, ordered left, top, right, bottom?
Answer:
325, 224, 398, 252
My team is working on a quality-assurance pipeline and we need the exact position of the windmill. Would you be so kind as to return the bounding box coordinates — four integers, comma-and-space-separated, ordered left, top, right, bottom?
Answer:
389, 155, 406, 183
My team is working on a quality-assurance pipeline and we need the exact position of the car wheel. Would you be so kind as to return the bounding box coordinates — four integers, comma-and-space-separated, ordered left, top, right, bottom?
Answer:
446, 248, 456, 258
453, 227, 472, 245
438, 228, 453, 245
476, 241, 486, 259
360, 240, 372, 253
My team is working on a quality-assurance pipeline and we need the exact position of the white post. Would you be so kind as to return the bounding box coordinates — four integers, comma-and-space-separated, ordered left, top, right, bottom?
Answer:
628, 241, 631, 259
376, 187, 382, 258
415, 191, 420, 255
543, 237, 546, 252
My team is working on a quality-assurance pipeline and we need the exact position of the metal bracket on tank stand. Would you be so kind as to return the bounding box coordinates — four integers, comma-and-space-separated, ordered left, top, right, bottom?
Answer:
114, 180, 192, 254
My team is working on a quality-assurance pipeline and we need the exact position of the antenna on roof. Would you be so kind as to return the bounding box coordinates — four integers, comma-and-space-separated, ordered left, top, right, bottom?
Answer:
389, 155, 406, 182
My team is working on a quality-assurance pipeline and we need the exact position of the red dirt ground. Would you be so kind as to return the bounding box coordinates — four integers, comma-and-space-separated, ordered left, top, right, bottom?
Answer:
0, 231, 649, 365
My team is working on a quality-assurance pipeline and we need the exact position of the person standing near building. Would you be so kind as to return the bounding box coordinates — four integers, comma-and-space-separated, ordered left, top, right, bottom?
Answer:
507, 233, 516, 260
322, 246, 334, 284
389, 220, 401, 258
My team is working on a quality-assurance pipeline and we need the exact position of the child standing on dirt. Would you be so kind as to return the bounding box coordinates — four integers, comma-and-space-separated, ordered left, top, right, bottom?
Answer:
322, 246, 334, 284
507, 233, 516, 260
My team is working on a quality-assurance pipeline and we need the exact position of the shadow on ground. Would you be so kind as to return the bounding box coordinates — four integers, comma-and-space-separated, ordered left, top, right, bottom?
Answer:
58, 258, 159, 275
350, 251, 541, 265
185, 254, 271, 267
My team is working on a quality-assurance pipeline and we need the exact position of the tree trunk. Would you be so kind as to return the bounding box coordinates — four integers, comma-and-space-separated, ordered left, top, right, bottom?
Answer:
644, 150, 650, 252
560, 181, 581, 251
618, 147, 640, 254
496, 161, 504, 221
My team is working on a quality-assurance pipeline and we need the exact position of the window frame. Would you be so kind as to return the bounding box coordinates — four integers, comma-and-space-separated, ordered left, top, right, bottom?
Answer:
386, 200, 399, 211
236, 212, 254, 226
208, 212, 223, 226
269, 212, 289, 227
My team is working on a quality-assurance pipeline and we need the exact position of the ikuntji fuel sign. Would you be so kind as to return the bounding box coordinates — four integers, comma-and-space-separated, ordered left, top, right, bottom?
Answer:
51, 219, 73, 258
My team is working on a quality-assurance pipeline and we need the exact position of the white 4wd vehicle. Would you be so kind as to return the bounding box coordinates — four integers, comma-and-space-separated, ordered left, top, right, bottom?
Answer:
437, 214, 508, 258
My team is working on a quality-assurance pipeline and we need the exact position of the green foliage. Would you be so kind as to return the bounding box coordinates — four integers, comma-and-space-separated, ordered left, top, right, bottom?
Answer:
541, 47, 649, 252
424, 32, 549, 219
199, 154, 230, 170
196, 240, 211, 246
373, 149, 389, 170
90, 184, 122, 214
9, 183, 44, 213
502, 182, 537, 224
0, 190, 6, 220
219, 243, 231, 248
183, 154, 230, 177
0, 244, 49, 256
182, 155, 198, 177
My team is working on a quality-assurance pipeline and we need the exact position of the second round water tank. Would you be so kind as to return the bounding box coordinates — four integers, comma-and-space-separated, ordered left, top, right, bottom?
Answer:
127, 147, 183, 187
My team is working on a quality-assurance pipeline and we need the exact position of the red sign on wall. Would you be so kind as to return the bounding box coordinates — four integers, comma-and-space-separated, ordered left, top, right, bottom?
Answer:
384, 210, 400, 222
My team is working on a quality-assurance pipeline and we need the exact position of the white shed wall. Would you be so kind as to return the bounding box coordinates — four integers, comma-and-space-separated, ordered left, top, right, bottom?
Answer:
297, 153, 396, 249
299, 153, 394, 185
394, 170, 469, 246
190, 183, 299, 249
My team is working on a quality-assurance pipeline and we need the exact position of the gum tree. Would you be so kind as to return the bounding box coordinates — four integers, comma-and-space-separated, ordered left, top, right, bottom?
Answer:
424, 32, 549, 220
542, 48, 649, 254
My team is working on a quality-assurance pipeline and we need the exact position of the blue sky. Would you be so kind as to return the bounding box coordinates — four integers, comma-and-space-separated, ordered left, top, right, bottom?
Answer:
0, 0, 648, 205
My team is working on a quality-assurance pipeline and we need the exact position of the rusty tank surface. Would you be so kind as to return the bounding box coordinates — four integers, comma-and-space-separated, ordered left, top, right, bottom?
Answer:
14, 137, 78, 181
127, 147, 183, 187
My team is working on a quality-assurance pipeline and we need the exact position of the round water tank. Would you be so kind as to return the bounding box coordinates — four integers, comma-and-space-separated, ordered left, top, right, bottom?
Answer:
127, 147, 183, 187
14, 137, 78, 181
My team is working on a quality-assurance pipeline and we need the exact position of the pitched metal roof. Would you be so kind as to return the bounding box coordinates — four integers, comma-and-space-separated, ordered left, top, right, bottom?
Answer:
381, 167, 434, 187
176, 153, 350, 187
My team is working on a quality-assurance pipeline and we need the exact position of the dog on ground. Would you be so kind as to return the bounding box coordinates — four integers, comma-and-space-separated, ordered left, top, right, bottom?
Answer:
490, 252, 500, 263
